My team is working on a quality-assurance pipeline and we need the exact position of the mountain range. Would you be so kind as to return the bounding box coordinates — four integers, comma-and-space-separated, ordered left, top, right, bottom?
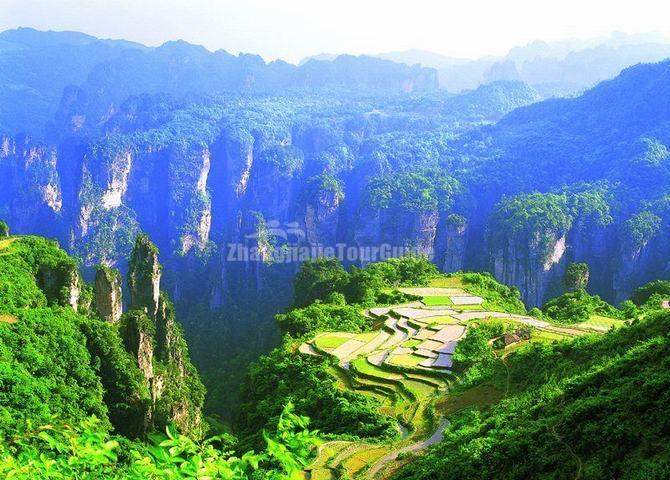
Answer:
2, 28, 670, 476
304, 31, 670, 95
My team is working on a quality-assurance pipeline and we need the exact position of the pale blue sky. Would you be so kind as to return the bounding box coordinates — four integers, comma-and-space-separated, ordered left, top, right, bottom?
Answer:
1, 0, 669, 63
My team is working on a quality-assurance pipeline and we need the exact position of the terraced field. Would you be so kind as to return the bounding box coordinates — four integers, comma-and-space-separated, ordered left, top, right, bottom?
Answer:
299, 279, 590, 479
576, 315, 626, 332
0, 237, 17, 255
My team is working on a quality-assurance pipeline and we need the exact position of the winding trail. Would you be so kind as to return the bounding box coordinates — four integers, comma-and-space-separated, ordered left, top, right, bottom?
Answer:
497, 352, 511, 397
365, 418, 449, 479
551, 425, 583, 480
301, 292, 586, 479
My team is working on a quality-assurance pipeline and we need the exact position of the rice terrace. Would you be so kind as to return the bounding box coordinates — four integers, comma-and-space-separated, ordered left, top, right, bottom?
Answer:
297, 275, 625, 479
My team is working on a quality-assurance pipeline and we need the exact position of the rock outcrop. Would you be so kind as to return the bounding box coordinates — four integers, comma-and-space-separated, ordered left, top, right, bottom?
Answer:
120, 234, 204, 437
439, 214, 468, 272
36, 261, 82, 310
5, 94, 670, 315
94, 266, 123, 323
492, 232, 568, 307
128, 234, 162, 318
167, 144, 212, 254
0, 135, 63, 239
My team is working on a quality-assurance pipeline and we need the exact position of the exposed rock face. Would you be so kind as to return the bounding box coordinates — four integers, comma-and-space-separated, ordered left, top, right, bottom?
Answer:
0, 135, 63, 238
120, 235, 204, 437
439, 215, 468, 272
492, 232, 568, 307
155, 293, 185, 375
354, 207, 439, 262
128, 235, 162, 318
5, 105, 670, 313
37, 262, 81, 310
304, 187, 342, 246
567, 223, 613, 296
168, 144, 212, 254
100, 151, 132, 209
94, 266, 123, 323
612, 236, 670, 303
123, 311, 155, 383
66, 269, 81, 310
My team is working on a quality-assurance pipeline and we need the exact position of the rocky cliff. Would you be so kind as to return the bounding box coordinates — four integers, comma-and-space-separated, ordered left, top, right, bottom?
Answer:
4, 63, 670, 314
128, 234, 162, 316
121, 235, 205, 436
3, 120, 665, 311
94, 266, 123, 323
491, 231, 568, 307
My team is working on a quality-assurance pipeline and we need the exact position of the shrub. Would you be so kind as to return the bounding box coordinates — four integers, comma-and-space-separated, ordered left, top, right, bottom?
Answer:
631, 280, 670, 306
542, 289, 622, 324
0, 403, 319, 479
564, 262, 590, 291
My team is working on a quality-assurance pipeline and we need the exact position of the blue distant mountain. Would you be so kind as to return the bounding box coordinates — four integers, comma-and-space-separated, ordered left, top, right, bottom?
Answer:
304, 32, 670, 95
0, 28, 437, 136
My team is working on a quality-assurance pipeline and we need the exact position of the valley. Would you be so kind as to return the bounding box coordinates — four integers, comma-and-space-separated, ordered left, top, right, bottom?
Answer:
294, 275, 610, 479
1, 19, 670, 479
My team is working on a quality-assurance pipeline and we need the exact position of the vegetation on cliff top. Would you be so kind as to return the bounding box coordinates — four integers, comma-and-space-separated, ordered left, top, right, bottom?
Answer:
0, 233, 322, 478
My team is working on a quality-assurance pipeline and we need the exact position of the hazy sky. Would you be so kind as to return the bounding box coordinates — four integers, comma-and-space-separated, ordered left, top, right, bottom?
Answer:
1, 0, 669, 63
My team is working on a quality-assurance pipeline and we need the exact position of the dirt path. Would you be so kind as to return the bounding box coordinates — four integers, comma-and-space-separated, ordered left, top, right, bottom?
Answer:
551, 425, 583, 480
502, 357, 510, 396
298, 343, 319, 356
365, 418, 449, 479
494, 350, 511, 397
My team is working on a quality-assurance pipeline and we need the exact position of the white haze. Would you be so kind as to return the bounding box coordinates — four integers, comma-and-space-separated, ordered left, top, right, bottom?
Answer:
1, 0, 670, 63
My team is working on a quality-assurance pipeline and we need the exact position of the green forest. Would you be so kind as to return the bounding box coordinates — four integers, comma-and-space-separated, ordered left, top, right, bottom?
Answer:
2, 223, 670, 478
2, 23, 670, 480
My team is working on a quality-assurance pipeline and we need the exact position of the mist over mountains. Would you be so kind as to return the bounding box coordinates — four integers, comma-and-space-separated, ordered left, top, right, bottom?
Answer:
0, 27, 437, 137
305, 31, 670, 95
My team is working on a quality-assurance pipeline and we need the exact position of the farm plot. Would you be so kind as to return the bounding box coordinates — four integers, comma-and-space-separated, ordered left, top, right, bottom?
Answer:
298, 292, 592, 479
392, 307, 455, 320
421, 296, 454, 306
314, 333, 355, 350
398, 287, 466, 297
387, 353, 425, 368
422, 315, 459, 325
448, 295, 484, 305
576, 315, 625, 332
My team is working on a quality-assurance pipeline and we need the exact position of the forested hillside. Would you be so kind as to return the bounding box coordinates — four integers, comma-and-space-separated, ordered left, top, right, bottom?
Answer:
0, 231, 203, 437
235, 254, 670, 478
395, 310, 670, 480
3, 29, 670, 424
0, 229, 321, 478
2, 26, 670, 479
2, 226, 670, 478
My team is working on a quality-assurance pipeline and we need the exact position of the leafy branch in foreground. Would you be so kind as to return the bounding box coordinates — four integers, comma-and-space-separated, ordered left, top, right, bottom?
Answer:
0, 402, 319, 479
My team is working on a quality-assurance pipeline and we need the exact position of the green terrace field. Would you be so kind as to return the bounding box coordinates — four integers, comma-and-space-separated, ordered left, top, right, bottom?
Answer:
576, 314, 626, 332
297, 276, 597, 479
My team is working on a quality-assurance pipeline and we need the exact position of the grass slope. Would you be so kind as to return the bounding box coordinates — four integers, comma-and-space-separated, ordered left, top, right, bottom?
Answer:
395, 312, 670, 480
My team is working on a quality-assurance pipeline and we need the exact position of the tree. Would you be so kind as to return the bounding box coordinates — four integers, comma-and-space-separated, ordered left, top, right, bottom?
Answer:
564, 262, 590, 292
292, 258, 349, 308
0, 220, 8, 237
631, 280, 670, 306
0, 403, 320, 479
